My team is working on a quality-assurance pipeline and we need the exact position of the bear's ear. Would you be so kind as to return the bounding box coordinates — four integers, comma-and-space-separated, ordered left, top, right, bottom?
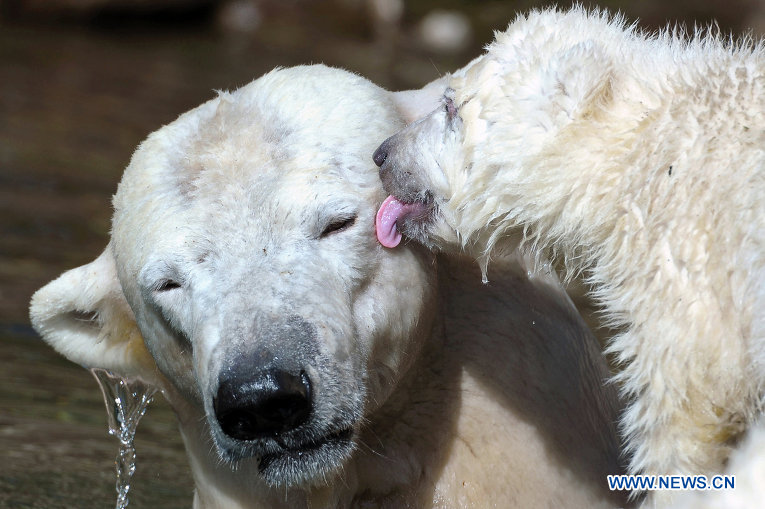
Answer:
391, 74, 450, 124
541, 40, 613, 119
30, 245, 160, 385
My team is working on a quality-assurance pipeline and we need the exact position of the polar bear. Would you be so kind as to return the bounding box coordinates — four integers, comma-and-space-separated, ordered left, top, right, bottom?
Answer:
29, 65, 626, 508
372, 5, 765, 500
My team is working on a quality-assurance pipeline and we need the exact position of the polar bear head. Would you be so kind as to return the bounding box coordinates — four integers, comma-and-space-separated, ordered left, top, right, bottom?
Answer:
373, 8, 621, 256
30, 65, 444, 489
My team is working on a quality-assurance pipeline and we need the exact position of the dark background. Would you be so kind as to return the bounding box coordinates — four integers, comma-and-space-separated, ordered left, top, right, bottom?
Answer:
1, 1, 762, 507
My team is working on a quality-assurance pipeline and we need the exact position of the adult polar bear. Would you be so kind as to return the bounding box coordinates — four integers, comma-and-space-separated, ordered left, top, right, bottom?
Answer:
373, 5, 765, 501
29, 65, 626, 508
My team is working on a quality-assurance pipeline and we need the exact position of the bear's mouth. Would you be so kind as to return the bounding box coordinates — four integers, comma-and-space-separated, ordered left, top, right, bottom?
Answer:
375, 195, 432, 248
257, 427, 355, 486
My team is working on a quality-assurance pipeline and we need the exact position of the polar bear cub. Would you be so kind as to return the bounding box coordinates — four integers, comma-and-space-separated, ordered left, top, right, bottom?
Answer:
374, 5, 765, 492
30, 65, 626, 508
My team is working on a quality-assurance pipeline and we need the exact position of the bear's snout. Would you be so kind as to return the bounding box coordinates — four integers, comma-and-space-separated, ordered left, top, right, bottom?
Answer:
214, 365, 312, 442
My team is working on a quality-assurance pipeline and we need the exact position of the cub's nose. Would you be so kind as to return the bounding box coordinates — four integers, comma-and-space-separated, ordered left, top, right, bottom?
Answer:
214, 368, 312, 441
372, 139, 390, 167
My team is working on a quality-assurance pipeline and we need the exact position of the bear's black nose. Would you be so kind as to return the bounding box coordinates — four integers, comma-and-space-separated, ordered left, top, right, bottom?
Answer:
372, 142, 388, 167
214, 368, 312, 441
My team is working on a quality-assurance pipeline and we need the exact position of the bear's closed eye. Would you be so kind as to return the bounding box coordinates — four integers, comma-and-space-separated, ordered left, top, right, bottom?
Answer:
155, 279, 182, 292
444, 96, 458, 120
320, 215, 357, 237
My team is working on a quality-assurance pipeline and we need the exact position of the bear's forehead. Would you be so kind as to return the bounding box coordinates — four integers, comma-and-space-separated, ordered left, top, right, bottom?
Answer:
134, 96, 358, 204
115, 101, 375, 237
114, 65, 396, 248
177, 97, 303, 192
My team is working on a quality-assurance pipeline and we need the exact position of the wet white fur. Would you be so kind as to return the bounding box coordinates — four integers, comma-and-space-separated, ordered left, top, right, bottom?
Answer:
381, 6, 765, 506
672, 418, 765, 508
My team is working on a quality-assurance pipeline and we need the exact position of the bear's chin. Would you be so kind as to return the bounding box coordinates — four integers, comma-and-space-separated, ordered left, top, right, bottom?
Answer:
257, 427, 355, 487
398, 210, 462, 254
213, 426, 356, 488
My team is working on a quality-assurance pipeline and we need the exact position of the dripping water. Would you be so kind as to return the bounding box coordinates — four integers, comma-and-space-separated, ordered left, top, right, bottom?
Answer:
91, 368, 157, 509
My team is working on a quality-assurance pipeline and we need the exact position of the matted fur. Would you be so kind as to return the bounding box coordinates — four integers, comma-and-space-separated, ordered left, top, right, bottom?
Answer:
376, 6, 765, 505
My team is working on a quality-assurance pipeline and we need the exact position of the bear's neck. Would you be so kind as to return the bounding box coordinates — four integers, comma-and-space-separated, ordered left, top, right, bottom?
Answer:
457, 65, 706, 280
457, 130, 634, 280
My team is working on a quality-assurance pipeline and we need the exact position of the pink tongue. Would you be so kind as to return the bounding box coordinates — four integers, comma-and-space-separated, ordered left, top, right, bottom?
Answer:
376, 195, 415, 248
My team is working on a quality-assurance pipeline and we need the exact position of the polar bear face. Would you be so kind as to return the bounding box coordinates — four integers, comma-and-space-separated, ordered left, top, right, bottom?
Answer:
30, 65, 437, 489
373, 86, 466, 251
373, 9, 619, 254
